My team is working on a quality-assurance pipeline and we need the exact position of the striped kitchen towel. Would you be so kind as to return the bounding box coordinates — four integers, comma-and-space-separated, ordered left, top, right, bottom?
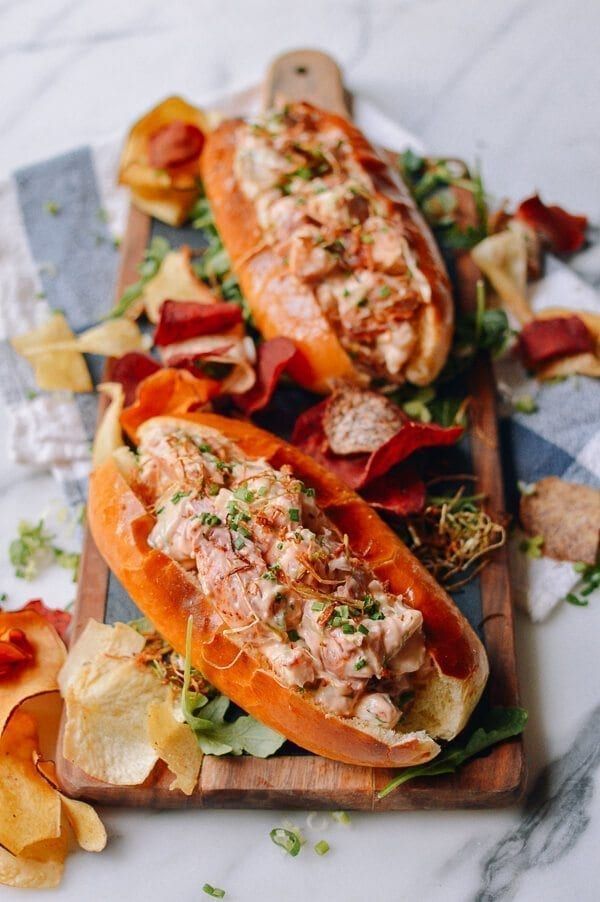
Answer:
0, 91, 597, 620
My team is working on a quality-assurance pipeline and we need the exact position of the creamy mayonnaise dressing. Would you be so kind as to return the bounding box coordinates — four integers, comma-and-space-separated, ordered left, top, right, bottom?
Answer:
139, 420, 427, 729
233, 105, 433, 384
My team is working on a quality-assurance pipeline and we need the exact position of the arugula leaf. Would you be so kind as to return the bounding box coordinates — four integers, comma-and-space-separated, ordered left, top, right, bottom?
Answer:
180, 616, 286, 758
377, 706, 527, 798
107, 236, 171, 318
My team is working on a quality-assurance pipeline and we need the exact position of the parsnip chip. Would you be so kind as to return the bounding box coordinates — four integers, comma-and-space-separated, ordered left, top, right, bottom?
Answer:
140, 247, 215, 323
58, 619, 145, 695
471, 224, 534, 325
161, 333, 257, 395
0, 609, 66, 735
147, 696, 202, 795
0, 711, 62, 856
35, 758, 107, 852
62, 655, 164, 785
0, 835, 66, 889
11, 312, 92, 392
92, 382, 125, 469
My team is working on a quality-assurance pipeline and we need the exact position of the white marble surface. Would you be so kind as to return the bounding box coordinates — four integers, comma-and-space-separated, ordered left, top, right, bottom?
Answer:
1, 1, 600, 900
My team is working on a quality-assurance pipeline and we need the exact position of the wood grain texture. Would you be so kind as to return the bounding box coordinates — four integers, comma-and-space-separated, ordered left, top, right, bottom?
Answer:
56, 50, 525, 810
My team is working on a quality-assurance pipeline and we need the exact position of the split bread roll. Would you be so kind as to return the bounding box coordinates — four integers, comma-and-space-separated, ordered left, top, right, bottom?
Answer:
201, 102, 454, 393
89, 412, 487, 768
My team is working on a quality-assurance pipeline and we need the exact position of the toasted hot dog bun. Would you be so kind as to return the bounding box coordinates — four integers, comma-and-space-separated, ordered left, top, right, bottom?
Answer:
89, 411, 487, 768
201, 102, 454, 393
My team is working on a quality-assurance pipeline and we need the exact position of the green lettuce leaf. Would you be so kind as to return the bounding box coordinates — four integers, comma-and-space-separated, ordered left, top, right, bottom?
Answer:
377, 706, 528, 799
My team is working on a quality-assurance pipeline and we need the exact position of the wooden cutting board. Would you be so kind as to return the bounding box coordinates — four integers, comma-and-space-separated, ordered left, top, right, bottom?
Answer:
56, 49, 525, 810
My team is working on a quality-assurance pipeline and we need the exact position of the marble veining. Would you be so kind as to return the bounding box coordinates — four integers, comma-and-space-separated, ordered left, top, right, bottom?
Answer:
1, 2, 599, 900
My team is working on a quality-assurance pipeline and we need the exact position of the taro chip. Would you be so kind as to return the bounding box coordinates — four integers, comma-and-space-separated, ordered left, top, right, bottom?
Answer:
58, 619, 145, 696
105, 351, 162, 406
235, 337, 298, 414
516, 194, 588, 254
147, 695, 202, 796
520, 476, 600, 565
11, 312, 92, 393
140, 247, 216, 323
292, 397, 462, 490
154, 299, 242, 346
0, 710, 62, 856
322, 385, 405, 455
92, 382, 125, 470
62, 654, 165, 785
0, 609, 66, 735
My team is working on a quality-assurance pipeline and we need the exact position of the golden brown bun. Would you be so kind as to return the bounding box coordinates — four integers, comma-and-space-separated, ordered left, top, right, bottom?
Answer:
201, 103, 454, 393
89, 413, 488, 767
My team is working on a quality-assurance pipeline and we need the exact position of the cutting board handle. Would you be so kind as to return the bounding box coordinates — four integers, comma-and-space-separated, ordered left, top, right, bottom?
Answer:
262, 49, 350, 117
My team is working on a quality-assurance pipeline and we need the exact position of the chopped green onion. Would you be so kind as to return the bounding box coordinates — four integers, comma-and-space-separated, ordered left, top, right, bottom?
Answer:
207, 482, 220, 496
171, 490, 191, 504
314, 840, 330, 856
331, 810, 351, 825
519, 534, 544, 559
202, 884, 225, 898
234, 486, 255, 503
354, 657, 367, 670
311, 602, 326, 612
301, 486, 316, 497
514, 394, 538, 414
289, 508, 300, 522
270, 827, 301, 857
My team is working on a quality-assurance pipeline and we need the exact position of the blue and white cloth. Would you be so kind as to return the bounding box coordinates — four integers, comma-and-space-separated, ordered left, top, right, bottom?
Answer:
0, 89, 597, 620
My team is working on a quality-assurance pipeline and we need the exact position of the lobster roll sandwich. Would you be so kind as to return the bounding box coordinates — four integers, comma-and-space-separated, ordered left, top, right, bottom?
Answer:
201, 102, 454, 393
89, 412, 488, 768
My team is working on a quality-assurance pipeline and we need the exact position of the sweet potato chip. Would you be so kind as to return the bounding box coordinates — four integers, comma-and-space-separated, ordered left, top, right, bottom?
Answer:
235, 337, 298, 414
0, 835, 66, 889
119, 96, 210, 226
140, 247, 216, 323
516, 194, 588, 254
0, 710, 62, 856
58, 619, 145, 696
35, 758, 107, 852
11, 312, 92, 393
154, 299, 242, 346
62, 654, 164, 785
147, 696, 202, 796
0, 610, 66, 735
120, 368, 220, 443
520, 477, 600, 564
92, 383, 125, 470
471, 226, 533, 325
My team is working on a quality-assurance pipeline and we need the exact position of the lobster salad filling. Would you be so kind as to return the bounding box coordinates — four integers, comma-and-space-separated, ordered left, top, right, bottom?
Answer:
233, 103, 433, 384
137, 419, 428, 730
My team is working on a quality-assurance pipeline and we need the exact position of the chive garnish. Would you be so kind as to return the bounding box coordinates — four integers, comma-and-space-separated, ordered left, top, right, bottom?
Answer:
314, 840, 330, 856
270, 827, 301, 857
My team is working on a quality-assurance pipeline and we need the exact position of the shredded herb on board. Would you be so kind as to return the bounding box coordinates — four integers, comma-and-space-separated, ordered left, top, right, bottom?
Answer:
378, 707, 527, 798
43, 200, 61, 216
9, 519, 80, 582
403, 485, 506, 590
107, 236, 171, 317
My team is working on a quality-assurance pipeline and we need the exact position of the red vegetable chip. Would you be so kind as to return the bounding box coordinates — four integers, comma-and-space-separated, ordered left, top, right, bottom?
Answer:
105, 352, 162, 406
516, 194, 587, 255
235, 337, 298, 414
292, 399, 462, 490
154, 300, 242, 347
519, 315, 595, 368
18, 600, 71, 643
148, 120, 205, 169
0, 628, 34, 677
361, 466, 426, 516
